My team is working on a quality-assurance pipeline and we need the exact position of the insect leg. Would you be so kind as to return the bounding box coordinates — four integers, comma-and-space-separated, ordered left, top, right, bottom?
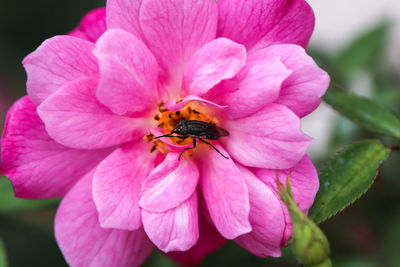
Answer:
176, 136, 188, 144
154, 134, 173, 139
198, 138, 229, 159
178, 139, 197, 160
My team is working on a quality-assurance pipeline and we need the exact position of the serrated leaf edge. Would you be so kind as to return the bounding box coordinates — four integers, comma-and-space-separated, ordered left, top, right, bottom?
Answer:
311, 140, 391, 224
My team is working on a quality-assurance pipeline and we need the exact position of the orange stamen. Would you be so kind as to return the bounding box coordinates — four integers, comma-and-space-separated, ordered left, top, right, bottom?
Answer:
144, 100, 221, 156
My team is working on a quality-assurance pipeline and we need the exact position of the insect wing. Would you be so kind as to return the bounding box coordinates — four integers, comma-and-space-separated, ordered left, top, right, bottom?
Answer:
216, 126, 229, 137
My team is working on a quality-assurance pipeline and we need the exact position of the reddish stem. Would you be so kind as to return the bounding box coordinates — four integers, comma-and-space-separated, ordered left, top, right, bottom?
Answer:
390, 145, 400, 151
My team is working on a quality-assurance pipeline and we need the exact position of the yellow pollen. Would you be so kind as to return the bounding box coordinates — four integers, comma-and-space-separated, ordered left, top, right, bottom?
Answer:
144, 100, 221, 156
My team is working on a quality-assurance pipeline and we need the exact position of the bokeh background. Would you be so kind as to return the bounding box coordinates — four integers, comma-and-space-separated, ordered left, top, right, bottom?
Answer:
1, 0, 400, 266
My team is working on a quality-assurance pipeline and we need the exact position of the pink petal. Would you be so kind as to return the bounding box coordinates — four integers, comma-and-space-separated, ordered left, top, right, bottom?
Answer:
210, 56, 292, 119
142, 191, 199, 253
68, 28, 88, 41
0, 96, 111, 198
183, 38, 246, 96
139, 0, 218, 89
254, 155, 319, 245
234, 164, 285, 258
249, 44, 330, 117
200, 144, 251, 239
164, 95, 227, 112
23, 36, 98, 105
217, 0, 314, 51
94, 29, 159, 116
92, 141, 156, 231
55, 171, 153, 267
69, 7, 106, 42
106, 0, 145, 41
223, 103, 312, 169
139, 153, 199, 213
167, 211, 226, 266
37, 77, 147, 149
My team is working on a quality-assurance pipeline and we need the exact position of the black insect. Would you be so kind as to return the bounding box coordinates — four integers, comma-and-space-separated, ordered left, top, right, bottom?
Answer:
154, 120, 230, 160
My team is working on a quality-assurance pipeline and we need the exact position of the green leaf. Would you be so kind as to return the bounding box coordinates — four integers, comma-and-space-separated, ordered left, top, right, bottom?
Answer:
278, 178, 331, 267
372, 78, 400, 111
0, 238, 7, 267
0, 177, 60, 213
335, 23, 388, 75
310, 140, 390, 224
323, 89, 400, 139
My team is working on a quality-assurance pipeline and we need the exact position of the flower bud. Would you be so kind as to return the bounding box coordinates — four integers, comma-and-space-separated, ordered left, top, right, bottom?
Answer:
278, 177, 332, 267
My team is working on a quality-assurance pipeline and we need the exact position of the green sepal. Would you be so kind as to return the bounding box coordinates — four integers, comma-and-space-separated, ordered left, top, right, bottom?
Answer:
278, 176, 331, 267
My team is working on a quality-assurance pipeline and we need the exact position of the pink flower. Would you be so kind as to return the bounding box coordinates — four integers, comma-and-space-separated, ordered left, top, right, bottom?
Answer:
0, 0, 329, 266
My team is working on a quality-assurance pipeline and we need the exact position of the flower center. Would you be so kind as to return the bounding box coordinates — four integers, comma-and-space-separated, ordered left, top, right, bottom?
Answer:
144, 100, 222, 157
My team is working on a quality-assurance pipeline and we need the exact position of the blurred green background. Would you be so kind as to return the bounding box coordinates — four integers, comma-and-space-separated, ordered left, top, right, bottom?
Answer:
1, 0, 400, 266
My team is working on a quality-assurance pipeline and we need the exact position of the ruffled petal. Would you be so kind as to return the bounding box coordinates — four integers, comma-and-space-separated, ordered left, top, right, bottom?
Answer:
249, 44, 330, 117
92, 142, 156, 231
217, 0, 315, 51
23, 36, 98, 105
106, 0, 145, 41
254, 155, 319, 244
139, 152, 199, 213
69, 7, 106, 42
234, 165, 285, 258
167, 211, 226, 266
164, 95, 227, 112
142, 191, 199, 253
211, 56, 291, 119
223, 103, 312, 169
200, 144, 251, 239
139, 0, 218, 89
37, 77, 147, 149
55, 171, 153, 267
0, 96, 111, 198
183, 38, 246, 96
94, 29, 159, 116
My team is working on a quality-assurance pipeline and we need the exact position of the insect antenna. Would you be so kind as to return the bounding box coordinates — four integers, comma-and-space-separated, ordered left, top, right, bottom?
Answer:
153, 134, 174, 139
154, 134, 188, 140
